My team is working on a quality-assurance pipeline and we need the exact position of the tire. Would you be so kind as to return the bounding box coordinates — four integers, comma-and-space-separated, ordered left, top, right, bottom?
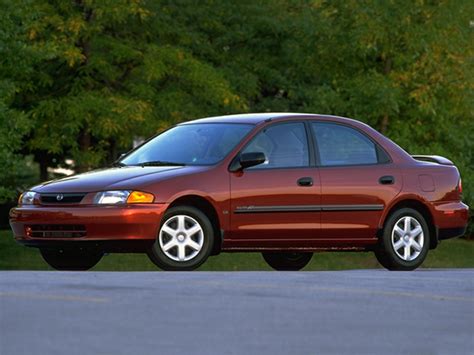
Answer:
148, 206, 214, 271
262, 252, 313, 271
375, 208, 430, 271
40, 249, 102, 271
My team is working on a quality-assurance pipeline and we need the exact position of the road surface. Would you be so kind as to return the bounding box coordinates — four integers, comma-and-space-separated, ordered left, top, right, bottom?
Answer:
1, 269, 473, 355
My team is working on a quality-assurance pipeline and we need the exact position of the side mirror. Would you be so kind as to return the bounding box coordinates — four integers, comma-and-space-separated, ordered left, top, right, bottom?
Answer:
229, 152, 266, 172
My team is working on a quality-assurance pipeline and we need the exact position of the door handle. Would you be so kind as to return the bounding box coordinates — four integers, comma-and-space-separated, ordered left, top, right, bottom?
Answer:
297, 177, 313, 187
379, 175, 395, 185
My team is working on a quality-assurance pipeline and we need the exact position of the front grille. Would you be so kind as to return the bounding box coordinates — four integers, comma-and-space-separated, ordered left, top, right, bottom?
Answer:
40, 193, 86, 204
26, 224, 87, 238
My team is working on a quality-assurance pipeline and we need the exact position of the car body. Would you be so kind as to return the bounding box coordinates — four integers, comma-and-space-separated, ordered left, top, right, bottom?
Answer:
10, 113, 469, 271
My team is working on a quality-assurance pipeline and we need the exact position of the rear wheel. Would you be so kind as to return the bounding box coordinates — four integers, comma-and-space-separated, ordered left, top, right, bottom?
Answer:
262, 252, 313, 271
40, 249, 102, 271
375, 208, 430, 271
148, 206, 214, 271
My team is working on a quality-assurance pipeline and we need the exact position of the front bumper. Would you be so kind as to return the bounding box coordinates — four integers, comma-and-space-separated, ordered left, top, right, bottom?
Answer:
9, 204, 168, 251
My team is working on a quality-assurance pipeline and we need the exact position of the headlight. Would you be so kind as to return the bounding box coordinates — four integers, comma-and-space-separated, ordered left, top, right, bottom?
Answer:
93, 190, 154, 204
19, 191, 38, 205
93, 190, 130, 204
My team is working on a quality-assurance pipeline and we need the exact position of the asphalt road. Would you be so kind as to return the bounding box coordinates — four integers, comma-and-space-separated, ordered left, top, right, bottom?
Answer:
1, 270, 473, 355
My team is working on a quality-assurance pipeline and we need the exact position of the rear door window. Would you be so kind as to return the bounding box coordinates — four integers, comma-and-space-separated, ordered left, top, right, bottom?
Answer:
311, 122, 380, 166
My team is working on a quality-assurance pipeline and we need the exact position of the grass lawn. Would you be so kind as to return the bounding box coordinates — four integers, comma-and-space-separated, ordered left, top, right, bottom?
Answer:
0, 229, 472, 271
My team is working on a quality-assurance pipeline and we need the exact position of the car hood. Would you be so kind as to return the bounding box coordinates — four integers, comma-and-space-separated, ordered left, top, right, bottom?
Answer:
32, 165, 205, 193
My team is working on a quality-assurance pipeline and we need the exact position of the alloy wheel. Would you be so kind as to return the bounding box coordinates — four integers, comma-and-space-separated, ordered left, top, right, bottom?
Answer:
391, 216, 424, 261
158, 215, 204, 262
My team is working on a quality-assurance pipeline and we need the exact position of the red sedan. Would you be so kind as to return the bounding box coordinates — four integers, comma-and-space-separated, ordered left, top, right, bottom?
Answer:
10, 113, 469, 271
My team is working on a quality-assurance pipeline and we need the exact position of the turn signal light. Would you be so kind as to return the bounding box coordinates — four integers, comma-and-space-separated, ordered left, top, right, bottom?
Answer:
126, 191, 155, 204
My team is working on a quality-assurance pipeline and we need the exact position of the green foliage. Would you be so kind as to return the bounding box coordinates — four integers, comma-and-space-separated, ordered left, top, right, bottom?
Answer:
0, 103, 32, 201
0, 0, 472, 233
0, 0, 36, 202
4, 0, 244, 174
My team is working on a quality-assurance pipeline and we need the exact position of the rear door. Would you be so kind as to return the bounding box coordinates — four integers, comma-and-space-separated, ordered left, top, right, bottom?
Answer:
229, 122, 321, 247
310, 121, 402, 240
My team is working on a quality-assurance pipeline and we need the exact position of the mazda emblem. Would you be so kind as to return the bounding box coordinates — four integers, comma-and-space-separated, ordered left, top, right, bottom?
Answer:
56, 194, 64, 201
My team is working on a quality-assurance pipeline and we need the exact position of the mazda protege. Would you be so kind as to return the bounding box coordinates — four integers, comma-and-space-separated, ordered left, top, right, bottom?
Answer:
10, 113, 469, 271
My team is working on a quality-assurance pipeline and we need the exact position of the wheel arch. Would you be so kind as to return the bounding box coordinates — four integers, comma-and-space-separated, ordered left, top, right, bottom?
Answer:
168, 195, 223, 255
380, 198, 437, 249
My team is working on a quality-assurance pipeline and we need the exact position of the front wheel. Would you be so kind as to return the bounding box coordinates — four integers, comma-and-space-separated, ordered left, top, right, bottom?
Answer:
262, 252, 313, 271
148, 206, 214, 271
40, 249, 102, 271
375, 208, 430, 271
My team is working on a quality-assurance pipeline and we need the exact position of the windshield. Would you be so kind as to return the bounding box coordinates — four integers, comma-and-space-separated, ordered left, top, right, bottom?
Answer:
121, 123, 254, 166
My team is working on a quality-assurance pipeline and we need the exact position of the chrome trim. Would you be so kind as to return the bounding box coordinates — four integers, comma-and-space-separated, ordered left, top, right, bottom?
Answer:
235, 205, 321, 213
320, 204, 384, 211
234, 204, 384, 213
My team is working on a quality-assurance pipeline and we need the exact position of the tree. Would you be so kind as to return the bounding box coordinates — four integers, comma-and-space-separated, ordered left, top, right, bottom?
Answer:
8, 0, 244, 180
1, 0, 472, 233
0, 1, 35, 202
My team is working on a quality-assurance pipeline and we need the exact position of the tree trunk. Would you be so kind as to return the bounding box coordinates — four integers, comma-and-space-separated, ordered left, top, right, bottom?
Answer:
37, 151, 49, 182
380, 56, 392, 134
74, 0, 93, 174
76, 129, 91, 173
380, 114, 389, 134
108, 138, 118, 164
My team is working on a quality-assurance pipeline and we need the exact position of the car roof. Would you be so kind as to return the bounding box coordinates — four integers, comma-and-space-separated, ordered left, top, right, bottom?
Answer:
181, 112, 339, 125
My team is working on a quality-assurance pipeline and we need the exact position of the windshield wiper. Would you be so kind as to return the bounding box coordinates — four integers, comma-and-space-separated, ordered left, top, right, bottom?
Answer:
136, 161, 186, 167
112, 162, 127, 167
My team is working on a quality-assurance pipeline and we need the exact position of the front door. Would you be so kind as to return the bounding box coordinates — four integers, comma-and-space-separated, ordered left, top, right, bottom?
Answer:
228, 122, 321, 248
